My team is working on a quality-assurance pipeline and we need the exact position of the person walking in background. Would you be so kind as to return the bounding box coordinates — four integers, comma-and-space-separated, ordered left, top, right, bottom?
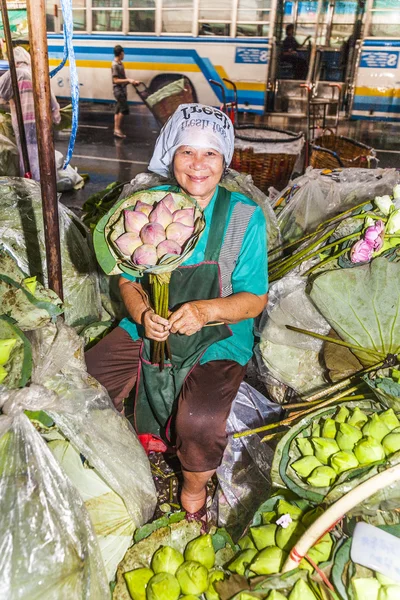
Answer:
0, 46, 61, 180
112, 45, 138, 139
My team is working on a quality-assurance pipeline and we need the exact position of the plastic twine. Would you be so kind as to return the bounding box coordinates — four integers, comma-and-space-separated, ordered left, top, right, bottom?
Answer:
49, 24, 68, 78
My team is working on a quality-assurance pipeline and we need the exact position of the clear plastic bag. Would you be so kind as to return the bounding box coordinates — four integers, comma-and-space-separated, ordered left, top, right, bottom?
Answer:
215, 382, 282, 540
0, 384, 110, 600
55, 150, 83, 192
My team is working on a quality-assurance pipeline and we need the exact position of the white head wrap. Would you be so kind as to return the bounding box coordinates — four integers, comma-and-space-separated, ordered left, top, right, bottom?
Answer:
13, 47, 31, 66
148, 103, 234, 178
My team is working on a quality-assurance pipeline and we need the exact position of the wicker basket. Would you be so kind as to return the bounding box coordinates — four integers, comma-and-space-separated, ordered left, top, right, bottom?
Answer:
310, 130, 377, 169
232, 125, 303, 193
148, 77, 195, 126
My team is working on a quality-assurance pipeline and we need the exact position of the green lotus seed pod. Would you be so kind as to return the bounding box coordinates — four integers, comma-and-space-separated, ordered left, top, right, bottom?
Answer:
354, 438, 385, 465
266, 591, 287, 600
336, 423, 363, 451
362, 414, 390, 443
307, 466, 337, 488
275, 520, 306, 552
352, 577, 380, 600
261, 511, 277, 525
146, 573, 181, 600
379, 409, 400, 431
227, 549, 257, 576
176, 561, 208, 596
307, 533, 333, 563
311, 438, 340, 465
291, 456, 323, 478
276, 499, 303, 521
250, 524, 277, 550
249, 546, 287, 576
378, 585, 400, 599
297, 437, 314, 456
288, 579, 318, 600
330, 450, 359, 474
238, 534, 256, 550
382, 433, 400, 456
152, 546, 184, 575
301, 506, 324, 528
335, 406, 350, 423
348, 408, 369, 429
322, 418, 337, 439
124, 568, 154, 600
185, 534, 215, 569
376, 572, 397, 585
205, 570, 224, 600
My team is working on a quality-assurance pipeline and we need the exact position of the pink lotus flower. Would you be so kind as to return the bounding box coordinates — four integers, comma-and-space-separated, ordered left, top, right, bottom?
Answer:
124, 209, 148, 233
132, 244, 158, 266
364, 220, 385, 251
166, 222, 194, 246
157, 239, 182, 259
173, 208, 195, 227
115, 232, 142, 256
140, 222, 166, 246
350, 239, 374, 263
162, 193, 178, 213
135, 201, 153, 217
149, 200, 173, 228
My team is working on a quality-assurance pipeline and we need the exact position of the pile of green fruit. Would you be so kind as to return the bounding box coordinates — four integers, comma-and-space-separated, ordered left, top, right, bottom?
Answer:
290, 406, 400, 488
352, 573, 400, 600
237, 578, 328, 599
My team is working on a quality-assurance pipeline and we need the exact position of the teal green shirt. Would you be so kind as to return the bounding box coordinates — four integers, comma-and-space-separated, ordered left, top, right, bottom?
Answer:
119, 185, 268, 366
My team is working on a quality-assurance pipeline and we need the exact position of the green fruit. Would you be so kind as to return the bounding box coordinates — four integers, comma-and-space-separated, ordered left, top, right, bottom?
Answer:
176, 561, 208, 596
301, 506, 324, 528
336, 423, 363, 451
382, 433, 400, 456
238, 534, 255, 550
307, 533, 333, 563
322, 418, 337, 439
291, 456, 322, 478
151, 546, 184, 575
267, 592, 287, 600
335, 406, 350, 423
185, 534, 215, 569
330, 450, 359, 474
181, 597, 200, 600
296, 437, 314, 456
124, 568, 154, 600
352, 577, 380, 600
311, 438, 340, 465
380, 409, 400, 431
288, 579, 318, 599
354, 438, 385, 465
348, 408, 369, 429
275, 520, 306, 552
249, 546, 287, 576
307, 466, 337, 488
250, 524, 277, 550
205, 570, 224, 600
362, 414, 390, 443
146, 573, 180, 600
276, 499, 303, 521
227, 549, 257, 576
261, 511, 277, 525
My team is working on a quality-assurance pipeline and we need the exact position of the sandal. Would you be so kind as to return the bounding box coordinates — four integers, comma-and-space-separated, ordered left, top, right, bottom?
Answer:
114, 131, 126, 138
185, 500, 209, 534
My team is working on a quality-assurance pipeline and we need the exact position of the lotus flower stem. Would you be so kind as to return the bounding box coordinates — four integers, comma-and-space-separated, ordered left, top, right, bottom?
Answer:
303, 246, 350, 276
269, 227, 335, 273
315, 199, 372, 231
285, 325, 386, 360
284, 393, 366, 411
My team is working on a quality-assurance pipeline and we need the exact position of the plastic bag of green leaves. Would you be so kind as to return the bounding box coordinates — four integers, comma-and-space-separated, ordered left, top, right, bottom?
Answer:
331, 524, 400, 600
271, 400, 400, 516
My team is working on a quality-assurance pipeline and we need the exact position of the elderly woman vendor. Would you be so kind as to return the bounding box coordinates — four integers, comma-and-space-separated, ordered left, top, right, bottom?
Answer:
86, 103, 268, 527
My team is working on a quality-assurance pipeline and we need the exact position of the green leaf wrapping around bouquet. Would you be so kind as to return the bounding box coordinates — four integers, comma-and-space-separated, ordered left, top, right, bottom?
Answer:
0, 315, 32, 387
310, 258, 400, 367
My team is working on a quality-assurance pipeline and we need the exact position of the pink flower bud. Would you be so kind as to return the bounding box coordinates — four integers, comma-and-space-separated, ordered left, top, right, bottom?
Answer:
135, 201, 153, 217
149, 200, 173, 228
162, 193, 178, 213
166, 222, 194, 246
364, 220, 385, 250
157, 239, 182, 259
115, 233, 142, 256
140, 222, 166, 246
350, 239, 374, 264
124, 209, 148, 233
172, 208, 195, 227
132, 244, 158, 266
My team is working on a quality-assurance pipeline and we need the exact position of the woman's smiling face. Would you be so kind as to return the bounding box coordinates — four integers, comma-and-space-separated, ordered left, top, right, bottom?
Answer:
173, 145, 224, 208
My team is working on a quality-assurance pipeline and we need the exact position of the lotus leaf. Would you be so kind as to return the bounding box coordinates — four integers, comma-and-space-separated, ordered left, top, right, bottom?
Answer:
307, 466, 337, 488
352, 577, 380, 600
238, 535, 256, 550
362, 415, 391, 443
311, 438, 340, 465
185, 534, 215, 569
291, 456, 323, 478
124, 568, 154, 600
205, 570, 225, 600
146, 573, 181, 600
288, 579, 317, 600
250, 525, 277, 551
382, 433, 400, 456
262, 512, 277, 525
335, 406, 350, 423
296, 437, 314, 456
152, 546, 184, 575
227, 549, 258, 576
249, 546, 287, 576
276, 499, 303, 521
354, 438, 385, 465
322, 419, 338, 439
348, 408, 369, 429
330, 450, 359, 474
364, 376, 400, 411
275, 521, 306, 552
336, 423, 363, 451
310, 259, 400, 367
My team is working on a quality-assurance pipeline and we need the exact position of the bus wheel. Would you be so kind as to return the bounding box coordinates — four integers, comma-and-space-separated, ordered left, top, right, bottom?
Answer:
149, 74, 198, 102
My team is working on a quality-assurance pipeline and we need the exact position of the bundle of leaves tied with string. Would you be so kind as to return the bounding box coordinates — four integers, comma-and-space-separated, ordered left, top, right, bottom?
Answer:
94, 189, 205, 367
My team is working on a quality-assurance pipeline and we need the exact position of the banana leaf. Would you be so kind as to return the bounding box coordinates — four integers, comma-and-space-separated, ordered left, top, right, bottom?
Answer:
0, 314, 31, 388
310, 258, 400, 367
331, 524, 400, 600
271, 400, 400, 506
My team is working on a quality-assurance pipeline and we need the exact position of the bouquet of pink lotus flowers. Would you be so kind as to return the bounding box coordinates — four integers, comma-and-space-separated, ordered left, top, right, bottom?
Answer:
94, 189, 205, 366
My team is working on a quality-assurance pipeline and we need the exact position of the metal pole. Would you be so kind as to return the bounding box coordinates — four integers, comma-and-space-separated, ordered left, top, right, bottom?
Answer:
26, 0, 63, 300
0, 0, 31, 177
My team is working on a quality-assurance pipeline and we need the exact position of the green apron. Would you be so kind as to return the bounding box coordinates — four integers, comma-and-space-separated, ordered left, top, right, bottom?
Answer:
133, 185, 233, 438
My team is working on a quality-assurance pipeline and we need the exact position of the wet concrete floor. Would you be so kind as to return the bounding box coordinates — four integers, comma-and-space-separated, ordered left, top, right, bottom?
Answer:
57, 102, 399, 214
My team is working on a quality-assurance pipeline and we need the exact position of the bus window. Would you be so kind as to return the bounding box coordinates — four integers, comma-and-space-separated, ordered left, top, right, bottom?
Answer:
162, 0, 193, 34
46, 0, 59, 32
129, 0, 155, 33
330, 0, 358, 47
92, 0, 123, 32
198, 1, 232, 36
369, 0, 400, 38
237, 0, 270, 36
